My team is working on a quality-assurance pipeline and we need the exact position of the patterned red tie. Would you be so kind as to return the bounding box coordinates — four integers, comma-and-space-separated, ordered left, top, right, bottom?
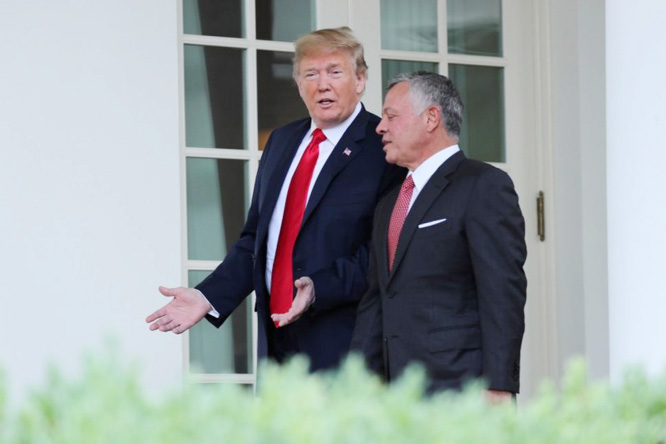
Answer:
270, 129, 326, 322
387, 175, 415, 272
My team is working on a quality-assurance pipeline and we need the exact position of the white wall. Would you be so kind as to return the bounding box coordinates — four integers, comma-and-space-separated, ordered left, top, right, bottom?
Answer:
578, 0, 609, 381
548, 0, 586, 378
547, 0, 609, 381
607, 0, 666, 381
0, 0, 183, 400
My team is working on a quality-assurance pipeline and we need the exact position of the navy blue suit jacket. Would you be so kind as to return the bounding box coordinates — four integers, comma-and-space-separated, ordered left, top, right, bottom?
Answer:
196, 106, 404, 371
351, 152, 527, 393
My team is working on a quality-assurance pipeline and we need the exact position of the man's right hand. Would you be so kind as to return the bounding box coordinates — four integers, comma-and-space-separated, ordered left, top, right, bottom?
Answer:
145, 286, 211, 335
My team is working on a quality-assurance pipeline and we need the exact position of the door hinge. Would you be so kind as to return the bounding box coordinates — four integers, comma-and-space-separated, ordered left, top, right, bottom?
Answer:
537, 191, 545, 242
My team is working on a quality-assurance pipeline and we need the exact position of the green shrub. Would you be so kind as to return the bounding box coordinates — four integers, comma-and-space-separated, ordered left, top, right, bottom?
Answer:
1, 354, 665, 443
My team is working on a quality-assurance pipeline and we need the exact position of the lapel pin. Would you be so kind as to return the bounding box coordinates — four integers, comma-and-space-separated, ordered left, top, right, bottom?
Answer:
343, 148, 352, 156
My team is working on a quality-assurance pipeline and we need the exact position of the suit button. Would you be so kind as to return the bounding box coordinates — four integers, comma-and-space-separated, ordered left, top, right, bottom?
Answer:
383, 337, 388, 342
388, 291, 396, 299
296, 267, 303, 272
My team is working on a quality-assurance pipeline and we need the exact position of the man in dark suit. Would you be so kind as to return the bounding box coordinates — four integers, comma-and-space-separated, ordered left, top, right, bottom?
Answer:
351, 72, 527, 400
146, 27, 402, 371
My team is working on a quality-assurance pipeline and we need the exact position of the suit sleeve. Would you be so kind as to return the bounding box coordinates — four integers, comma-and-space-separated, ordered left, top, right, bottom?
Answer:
466, 167, 527, 393
194, 133, 273, 327
306, 164, 405, 314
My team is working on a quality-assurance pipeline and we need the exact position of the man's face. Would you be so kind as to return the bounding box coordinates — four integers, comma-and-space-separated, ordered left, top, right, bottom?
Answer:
296, 51, 366, 129
376, 82, 428, 170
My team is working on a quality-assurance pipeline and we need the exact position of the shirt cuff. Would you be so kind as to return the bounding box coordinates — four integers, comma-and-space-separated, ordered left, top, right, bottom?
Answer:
194, 288, 219, 318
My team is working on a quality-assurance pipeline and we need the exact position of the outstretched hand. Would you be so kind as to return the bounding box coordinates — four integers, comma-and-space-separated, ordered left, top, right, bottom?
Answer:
271, 277, 315, 328
145, 286, 211, 334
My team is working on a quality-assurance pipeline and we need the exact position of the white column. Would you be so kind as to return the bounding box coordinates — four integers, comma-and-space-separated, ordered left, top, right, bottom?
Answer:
607, 0, 666, 381
0, 0, 183, 399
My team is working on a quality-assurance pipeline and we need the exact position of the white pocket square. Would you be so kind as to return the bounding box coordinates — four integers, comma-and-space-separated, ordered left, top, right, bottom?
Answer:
418, 218, 447, 229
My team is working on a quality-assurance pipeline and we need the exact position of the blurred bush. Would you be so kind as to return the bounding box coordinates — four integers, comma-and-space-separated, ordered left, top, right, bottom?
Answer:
1, 354, 665, 443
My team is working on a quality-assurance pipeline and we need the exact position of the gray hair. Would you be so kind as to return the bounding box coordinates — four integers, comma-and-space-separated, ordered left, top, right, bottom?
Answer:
387, 71, 463, 139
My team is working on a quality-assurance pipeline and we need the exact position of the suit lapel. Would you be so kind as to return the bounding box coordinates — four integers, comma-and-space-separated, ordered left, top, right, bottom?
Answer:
256, 121, 309, 248
388, 151, 466, 284
301, 108, 371, 227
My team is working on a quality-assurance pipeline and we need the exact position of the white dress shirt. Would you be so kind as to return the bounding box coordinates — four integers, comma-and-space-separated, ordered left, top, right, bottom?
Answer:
406, 144, 460, 211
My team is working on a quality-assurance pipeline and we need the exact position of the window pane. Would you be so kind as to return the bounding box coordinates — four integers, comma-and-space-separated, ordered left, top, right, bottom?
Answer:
257, 50, 308, 150
447, 0, 502, 56
188, 270, 253, 374
186, 158, 250, 261
449, 64, 505, 162
183, 0, 244, 38
184, 45, 246, 149
256, 0, 315, 42
381, 0, 437, 52
381, 59, 438, 96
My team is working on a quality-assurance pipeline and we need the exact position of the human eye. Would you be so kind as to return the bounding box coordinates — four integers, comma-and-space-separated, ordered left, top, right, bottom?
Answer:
304, 71, 318, 80
329, 68, 344, 78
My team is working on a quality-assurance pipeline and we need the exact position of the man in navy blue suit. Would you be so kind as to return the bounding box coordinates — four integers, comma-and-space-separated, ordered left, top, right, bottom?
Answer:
146, 27, 403, 371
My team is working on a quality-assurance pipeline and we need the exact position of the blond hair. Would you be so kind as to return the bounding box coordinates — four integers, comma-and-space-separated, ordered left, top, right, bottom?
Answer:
293, 27, 368, 80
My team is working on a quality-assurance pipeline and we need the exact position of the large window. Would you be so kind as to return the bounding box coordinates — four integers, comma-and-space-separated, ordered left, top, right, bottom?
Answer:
379, 0, 505, 163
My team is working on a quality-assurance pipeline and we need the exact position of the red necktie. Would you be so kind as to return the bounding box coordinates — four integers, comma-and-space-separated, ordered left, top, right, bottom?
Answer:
387, 175, 415, 271
270, 129, 326, 321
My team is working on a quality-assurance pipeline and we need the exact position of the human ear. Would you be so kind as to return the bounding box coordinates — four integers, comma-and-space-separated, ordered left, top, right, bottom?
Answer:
425, 106, 441, 132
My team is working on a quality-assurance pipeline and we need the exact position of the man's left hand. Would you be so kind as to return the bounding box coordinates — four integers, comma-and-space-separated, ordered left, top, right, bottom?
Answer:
271, 277, 315, 328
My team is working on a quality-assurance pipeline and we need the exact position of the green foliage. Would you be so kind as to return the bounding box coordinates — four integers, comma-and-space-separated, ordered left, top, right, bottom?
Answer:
1, 354, 665, 443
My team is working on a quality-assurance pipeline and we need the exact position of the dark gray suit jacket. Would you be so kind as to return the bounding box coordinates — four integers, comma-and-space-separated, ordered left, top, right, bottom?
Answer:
351, 151, 527, 393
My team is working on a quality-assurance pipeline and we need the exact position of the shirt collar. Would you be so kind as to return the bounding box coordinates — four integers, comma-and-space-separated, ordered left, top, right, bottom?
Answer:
307, 102, 362, 146
409, 144, 461, 192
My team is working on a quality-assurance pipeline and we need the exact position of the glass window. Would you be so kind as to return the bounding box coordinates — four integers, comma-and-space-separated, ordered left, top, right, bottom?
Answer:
183, 0, 244, 38
188, 270, 253, 374
381, 59, 438, 96
257, 50, 308, 150
184, 45, 246, 150
381, 0, 438, 52
256, 0, 315, 42
447, 0, 502, 56
449, 64, 505, 162
186, 158, 250, 261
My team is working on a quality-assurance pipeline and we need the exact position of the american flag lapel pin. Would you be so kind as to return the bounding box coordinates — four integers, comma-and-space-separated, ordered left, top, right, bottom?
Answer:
343, 148, 352, 156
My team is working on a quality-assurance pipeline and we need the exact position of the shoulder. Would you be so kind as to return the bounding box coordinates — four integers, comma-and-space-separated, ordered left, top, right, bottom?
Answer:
351, 108, 383, 149
358, 107, 381, 133
457, 157, 513, 184
269, 117, 310, 139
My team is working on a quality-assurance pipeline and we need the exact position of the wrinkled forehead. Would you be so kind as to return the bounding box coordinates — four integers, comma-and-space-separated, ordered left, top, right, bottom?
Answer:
294, 49, 356, 75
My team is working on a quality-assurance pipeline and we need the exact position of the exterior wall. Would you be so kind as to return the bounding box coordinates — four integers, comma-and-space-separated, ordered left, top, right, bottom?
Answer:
0, 0, 183, 399
547, 0, 609, 381
578, 0, 609, 381
607, 0, 666, 381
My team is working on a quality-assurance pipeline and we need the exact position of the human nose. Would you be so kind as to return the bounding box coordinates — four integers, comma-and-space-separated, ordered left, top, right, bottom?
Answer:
376, 118, 387, 134
317, 74, 331, 91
